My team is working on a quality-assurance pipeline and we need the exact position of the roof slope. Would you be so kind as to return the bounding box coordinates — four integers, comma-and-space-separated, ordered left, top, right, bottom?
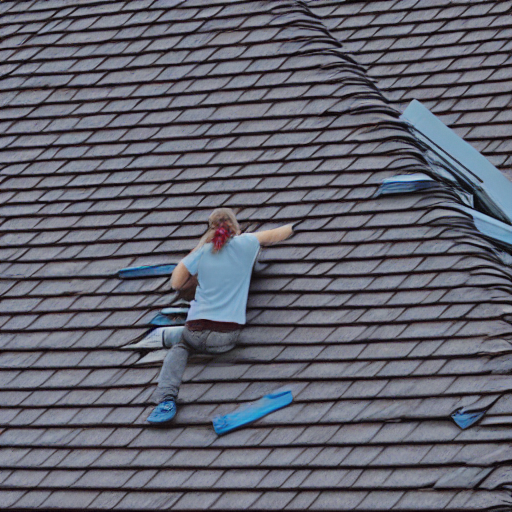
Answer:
1, 0, 512, 510
308, 0, 512, 179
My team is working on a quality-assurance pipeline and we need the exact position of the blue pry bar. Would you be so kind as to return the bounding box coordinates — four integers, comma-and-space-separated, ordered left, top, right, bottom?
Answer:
118, 264, 177, 279
212, 390, 293, 435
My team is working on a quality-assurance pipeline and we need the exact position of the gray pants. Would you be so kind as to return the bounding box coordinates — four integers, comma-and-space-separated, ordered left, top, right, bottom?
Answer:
152, 327, 241, 403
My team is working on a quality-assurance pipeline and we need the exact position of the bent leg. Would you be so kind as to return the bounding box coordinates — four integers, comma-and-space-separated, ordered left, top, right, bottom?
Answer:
152, 338, 191, 403
151, 328, 240, 403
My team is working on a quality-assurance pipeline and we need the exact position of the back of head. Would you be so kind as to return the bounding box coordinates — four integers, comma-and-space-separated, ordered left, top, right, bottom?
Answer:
199, 208, 241, 253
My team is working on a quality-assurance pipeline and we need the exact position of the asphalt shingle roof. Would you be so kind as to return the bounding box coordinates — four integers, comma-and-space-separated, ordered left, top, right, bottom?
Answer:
308, 0, 512, 179
0, 0, 511, 510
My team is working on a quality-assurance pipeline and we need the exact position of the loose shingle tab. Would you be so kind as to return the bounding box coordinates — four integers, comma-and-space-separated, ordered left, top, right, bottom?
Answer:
0, 0, 511, 510
308, 0, 512, 179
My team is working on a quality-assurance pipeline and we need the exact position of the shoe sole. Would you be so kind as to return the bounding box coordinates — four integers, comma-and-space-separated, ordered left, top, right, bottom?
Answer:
146, 418, 176, 428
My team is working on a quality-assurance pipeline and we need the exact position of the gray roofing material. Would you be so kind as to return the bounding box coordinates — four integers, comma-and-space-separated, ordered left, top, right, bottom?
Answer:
308, 0, 512, 179
1, 0, 512, 510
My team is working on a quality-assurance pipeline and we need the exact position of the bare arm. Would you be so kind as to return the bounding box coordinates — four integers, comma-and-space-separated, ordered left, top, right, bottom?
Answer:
254, 223, 294, 246
170, 261, 191, 290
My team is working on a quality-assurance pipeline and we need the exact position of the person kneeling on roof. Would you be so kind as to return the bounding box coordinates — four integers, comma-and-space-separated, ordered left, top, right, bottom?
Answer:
147, 207, 294, 425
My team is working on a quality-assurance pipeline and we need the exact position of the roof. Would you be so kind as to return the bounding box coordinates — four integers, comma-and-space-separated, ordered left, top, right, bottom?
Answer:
308, 0, 512, 179
1, 0, 512, 510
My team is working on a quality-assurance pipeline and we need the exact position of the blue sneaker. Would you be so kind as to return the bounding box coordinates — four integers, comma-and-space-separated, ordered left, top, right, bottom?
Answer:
147, 400, 177, 425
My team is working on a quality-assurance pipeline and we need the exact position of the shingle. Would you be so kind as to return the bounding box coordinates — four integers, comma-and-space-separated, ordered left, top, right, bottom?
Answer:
211, 491, 262, 510
11, 489, 53, 508
75, 469, 135, 488
393, 489, 455, 510
112, 491, 182, 510
88, 491, 126, 509
54, 448, 101, 469
0, 491, 29, 508
3, 469, 49, 487
171, 491, 221, 509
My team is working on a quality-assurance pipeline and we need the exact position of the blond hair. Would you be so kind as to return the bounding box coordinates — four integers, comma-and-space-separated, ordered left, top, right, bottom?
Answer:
196, 208, 241, 252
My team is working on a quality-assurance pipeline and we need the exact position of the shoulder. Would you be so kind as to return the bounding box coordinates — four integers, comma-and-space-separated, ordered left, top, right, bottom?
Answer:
182, 243, 210, 271
234, 233, 259, 246
197, 243, 213, 259
193, 243, 211, 257
231, 233, 260, 253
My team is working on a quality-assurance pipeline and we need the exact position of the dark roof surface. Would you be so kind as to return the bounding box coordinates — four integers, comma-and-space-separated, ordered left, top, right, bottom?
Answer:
1, 0, 512, 510
308, 0, 512, 179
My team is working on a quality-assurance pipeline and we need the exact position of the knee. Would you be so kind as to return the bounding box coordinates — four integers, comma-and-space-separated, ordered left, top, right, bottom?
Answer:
171, 338, 190, 357
162, 326, 186, 348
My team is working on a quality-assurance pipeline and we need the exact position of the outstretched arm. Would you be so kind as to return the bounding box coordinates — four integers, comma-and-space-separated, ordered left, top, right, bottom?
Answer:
172, 223, 294, 288
254, 223, 294, 246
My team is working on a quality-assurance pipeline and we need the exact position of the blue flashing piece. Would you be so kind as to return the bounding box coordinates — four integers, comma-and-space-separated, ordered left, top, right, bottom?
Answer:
160, 307, 189, 315
451, 408, 486, 429
150, 313, 186, 327
459, 206, 512, 250
401, 100, 512, 224
213, 390, 293, 436
118, 264, 176, 279
378, 173, 436, 195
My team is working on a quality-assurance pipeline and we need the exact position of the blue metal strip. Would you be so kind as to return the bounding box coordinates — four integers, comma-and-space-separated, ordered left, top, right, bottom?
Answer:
459, 206, 512, 249
401, 100, 512, 224
213, 390, 293, 435
160, 307, 189, 315
451, 408, 486, 429
377, 173, 437, 195
150, 313, 186, 327
118, 264, 177, 279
